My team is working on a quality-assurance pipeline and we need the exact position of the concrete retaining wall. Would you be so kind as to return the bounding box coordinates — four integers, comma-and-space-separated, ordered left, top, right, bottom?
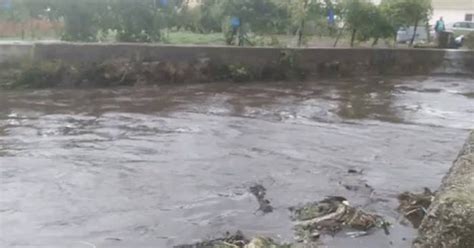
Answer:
413, 131, 474, 248
32, 43, 474, 77
0, 43, 33, 64
0, 43, 473, 88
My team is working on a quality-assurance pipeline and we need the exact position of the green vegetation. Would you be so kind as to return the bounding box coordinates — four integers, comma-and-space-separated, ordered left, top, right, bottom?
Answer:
14, 60, 65, 88
0, 0, 434, 47
0, 60, 67, 89
381, 0, 432, 46
164, 31, 225, 45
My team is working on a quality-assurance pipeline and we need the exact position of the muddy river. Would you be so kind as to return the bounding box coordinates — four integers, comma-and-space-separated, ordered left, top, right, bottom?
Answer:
1, 76, 473, 248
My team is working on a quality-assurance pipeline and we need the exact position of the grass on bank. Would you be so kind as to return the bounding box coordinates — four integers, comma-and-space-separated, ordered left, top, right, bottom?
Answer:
0, 30, 432, 49
163, 31, 401, 48
163, 31, 226, 45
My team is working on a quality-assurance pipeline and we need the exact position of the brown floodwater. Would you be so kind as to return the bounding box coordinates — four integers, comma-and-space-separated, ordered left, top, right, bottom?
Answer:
0, 76, 473, 248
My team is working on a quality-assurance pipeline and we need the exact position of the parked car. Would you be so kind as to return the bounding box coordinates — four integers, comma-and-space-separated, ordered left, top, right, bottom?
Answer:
448, 21, 474, 36
396, 26, 434, 44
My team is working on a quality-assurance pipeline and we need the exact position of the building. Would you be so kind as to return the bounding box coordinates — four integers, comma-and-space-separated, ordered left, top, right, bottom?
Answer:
431, 0, 474, 24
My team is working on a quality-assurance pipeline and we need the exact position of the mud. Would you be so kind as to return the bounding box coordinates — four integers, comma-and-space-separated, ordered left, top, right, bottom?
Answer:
0, 76, 473, 248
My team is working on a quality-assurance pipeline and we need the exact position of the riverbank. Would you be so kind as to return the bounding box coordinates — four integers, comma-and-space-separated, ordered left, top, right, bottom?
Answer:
414, 131, 474, 248
0, 43, 473, 89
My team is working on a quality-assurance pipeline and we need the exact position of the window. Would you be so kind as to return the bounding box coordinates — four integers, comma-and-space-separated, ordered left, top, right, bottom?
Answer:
466, 14, 473, 22
453, 23, 461, 28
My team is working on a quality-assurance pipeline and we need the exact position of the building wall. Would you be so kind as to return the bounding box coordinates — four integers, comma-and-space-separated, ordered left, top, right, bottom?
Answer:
432, 0, 474, 10
432, 9, 473, 24
431, 0, 474, 24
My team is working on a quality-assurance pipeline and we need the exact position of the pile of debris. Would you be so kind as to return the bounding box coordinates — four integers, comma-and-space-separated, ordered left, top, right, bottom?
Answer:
174, 178, 443, 248
249, 184, 273, 214
176, 184, 392, 248
174, 231, 291, 248
397, 188, 435, 228
290, 196, 390, 242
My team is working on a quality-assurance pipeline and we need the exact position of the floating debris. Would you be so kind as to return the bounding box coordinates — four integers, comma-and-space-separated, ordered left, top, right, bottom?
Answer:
347, 169, 363, 174
397, 188, 434, 228
174, 231, 248, 248
290, 197, 389, 242
346, 231, 369, 238
174, 231, 291, 248
342, 183, 374, 193
249, 184, 273, 214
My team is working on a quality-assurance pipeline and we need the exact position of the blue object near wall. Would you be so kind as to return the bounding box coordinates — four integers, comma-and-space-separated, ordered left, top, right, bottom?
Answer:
160, 0, 169, 7
231, 17, 241, 28
328, 9, 335, 25
1, 0, 12, 10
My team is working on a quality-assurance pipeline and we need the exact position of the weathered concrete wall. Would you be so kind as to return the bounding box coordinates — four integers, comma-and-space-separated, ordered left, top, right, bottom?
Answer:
31, 43, 474, 77
31, 43, 454, 77
413, 131, 474, 248
0, 43, 33, 64
0, 43, 473, 88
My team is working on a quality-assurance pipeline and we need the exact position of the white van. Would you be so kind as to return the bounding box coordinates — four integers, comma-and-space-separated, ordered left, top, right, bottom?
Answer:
396, 26, 435, 43
448, 21, 474, 36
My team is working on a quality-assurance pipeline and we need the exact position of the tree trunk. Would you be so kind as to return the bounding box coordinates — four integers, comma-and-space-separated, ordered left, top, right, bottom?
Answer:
238, 26, 244, 46
393, 32, 397, 47
425, 22, 431, 43
297, 19, 305, 47
409, 18, 419, 46
238, 18, 244, 46
372, 37, 379, 47
297, 0, 309, 47
350, 29, 357, 47
226, 27, 237, 45
333, 24, 346, 47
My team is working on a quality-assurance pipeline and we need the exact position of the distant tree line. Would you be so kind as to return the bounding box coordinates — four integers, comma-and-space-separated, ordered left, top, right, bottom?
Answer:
0, 0, 432, 46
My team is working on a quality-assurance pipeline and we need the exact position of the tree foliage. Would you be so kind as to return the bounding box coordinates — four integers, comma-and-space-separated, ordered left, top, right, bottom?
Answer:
221, 0, 282, 34
277, 0, 324, 46
102, 0, 161, 42
340, 0, 376, 47
381, 0, 432, 45
1, 0, 433, 46
198, 0, 225, 33
355, 2, 394, 46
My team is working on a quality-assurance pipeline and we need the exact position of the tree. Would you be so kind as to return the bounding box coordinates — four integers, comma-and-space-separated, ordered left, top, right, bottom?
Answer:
17, 0, 105, 42
341, 0, 375, 47
17, 0, 185, 42
102, 0, 161, 42
381, 0, 432, 46
279, 0, 322, 47
199, 0, 225, 33
0, 0, 28, 38
101, 0, 188, 42
356, 4, 394, 46
0, 0, 28, 23
220, 0, 281, 45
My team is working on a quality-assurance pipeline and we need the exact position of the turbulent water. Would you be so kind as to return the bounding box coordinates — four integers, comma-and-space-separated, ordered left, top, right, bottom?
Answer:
1, 76, 473, 248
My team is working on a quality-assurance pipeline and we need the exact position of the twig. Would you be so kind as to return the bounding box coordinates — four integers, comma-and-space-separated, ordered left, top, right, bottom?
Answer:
78, 241, 97, 248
